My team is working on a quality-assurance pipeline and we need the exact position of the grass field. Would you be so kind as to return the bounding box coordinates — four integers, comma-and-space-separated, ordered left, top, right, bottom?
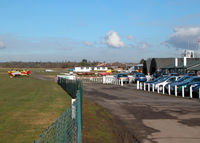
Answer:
0, 74, 71, 143
0, 69, 118, 143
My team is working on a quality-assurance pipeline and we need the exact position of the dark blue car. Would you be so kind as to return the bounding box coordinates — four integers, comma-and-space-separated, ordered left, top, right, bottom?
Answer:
192, 83, 200, 97
145, 75, 163, 84
171, 76, 200, 94
134, 73, 146, 82
165, 75, 191, 91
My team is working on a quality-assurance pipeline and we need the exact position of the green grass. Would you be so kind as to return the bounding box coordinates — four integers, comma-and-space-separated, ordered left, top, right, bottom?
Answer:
83, 98, 118, 143
32, 68, 68, 76
0, 69, 118, 143
0, 74, 71, 143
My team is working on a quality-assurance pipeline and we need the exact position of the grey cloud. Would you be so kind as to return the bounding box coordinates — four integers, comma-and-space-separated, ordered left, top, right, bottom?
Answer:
164, 27, 200, 50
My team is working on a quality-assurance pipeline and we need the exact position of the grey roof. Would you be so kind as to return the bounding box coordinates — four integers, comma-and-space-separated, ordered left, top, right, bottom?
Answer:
162, 58, 200, 70
146, 58, 175, 72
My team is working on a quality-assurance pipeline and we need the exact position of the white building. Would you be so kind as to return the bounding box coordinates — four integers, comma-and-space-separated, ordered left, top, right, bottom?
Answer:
74, 66, 108, 72
93, 66, 108, 71
74, 67, 92, 72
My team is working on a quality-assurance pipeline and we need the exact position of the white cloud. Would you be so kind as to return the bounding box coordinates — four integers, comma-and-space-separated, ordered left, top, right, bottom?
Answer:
83, 41, 93, 47
104, 31, 125, 48
0, 40, 6, 49
164, 26, 200, 49
139, 42, 151, 49
129, 42, 151, 49
127, 35, 135, 41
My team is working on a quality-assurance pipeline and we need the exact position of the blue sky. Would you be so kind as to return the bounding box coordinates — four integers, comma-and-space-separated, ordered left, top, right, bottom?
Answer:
0, 0, 200, 62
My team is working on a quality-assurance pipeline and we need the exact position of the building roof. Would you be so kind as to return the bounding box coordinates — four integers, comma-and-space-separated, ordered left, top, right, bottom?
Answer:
162, 58, 200, 70
146, 58, 175, 72
188, 65, 200, 71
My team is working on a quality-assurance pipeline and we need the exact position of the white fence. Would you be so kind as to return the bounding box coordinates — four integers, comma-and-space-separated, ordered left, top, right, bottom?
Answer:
137, 81, 200, 99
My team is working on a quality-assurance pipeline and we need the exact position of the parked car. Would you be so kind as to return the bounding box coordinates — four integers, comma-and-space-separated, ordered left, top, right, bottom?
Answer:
155, 76, 179, 92
152, 71, 163, 79
143, 75, 166, 90
115, 73, 129, 83
134, 73, 146, 82
165, 75, 191, 92
185, 73, 196, 76
145, 75, 163, 84
184, 81, 200, 95
170, 76, 200, 94
192, 83, 200, 97
167, 73, 179, 77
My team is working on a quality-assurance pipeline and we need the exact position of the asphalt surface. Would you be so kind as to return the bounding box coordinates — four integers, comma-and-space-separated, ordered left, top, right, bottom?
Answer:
83, 83, 200, 143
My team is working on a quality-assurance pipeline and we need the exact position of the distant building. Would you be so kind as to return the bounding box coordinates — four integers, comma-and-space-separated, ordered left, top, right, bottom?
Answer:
74, 66, 108, 72
128, 64, 143, 73
93, 66, 108, 71
146, 58, 175, 74
74, 67, 92, 72
161, 58, 200, 74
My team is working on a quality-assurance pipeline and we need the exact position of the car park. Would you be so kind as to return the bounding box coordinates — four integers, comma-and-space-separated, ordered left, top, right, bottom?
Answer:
170, 76, 200, 94
145, 75, 163, 84
167, 73, 179, 77
155, 76, 179, 92
184, 81, 200, 95
165, 75, 191, 92
192, 83, 200, 97
115, 73, 129, 83
134, 73, 146, 82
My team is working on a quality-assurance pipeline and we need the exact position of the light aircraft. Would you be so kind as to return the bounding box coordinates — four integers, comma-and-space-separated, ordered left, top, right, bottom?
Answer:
8, 70, 31, 78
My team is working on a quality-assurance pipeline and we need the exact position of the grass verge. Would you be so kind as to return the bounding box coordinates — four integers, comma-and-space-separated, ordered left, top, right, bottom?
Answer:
83, 98, 118, 143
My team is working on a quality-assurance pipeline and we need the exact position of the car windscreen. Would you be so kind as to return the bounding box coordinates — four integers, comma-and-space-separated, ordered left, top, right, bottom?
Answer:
137, 74, 145, 77
160, 76, 170, 82
182, 77, 194, 83
154, 76, 162, 81
177, 76, 190, 82
118, 74, 128, 77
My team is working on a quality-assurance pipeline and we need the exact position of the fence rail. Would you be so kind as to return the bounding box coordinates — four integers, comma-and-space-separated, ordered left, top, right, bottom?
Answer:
137, 81, 200, 99
34, 77, 82, 143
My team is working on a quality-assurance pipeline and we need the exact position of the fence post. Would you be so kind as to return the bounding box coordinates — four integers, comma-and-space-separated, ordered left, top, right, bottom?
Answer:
175, 85, 177, 96
163, 85, 165, 94
199, 88, 200, 99
182, 86, 184, 98
190, 86, 193, 98
140, 82, 143, 90
118, 79, 120, 85
72, 98, 76, 119
152, 84, 154, 92
137, 81, 139, 89
121, 79, 123, 86
168, 85, 171, 95
103, 76, 105, 84
148, 83, 150, 92
144, 83, 146, 91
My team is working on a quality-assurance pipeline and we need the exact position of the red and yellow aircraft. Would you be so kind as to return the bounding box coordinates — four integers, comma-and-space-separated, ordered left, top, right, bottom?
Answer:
8, 70, 31, 78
